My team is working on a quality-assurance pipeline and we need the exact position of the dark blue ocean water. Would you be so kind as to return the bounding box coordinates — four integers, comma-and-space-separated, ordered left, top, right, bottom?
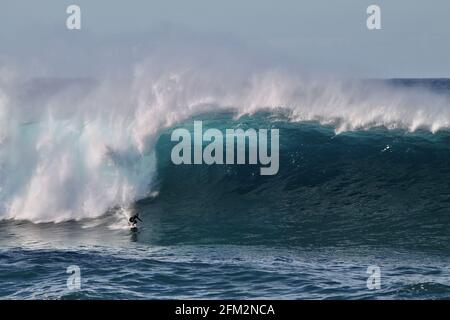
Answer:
1, 79, 450, 299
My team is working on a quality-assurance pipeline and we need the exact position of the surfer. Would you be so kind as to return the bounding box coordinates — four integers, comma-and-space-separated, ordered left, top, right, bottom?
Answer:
129, 213, 142, 228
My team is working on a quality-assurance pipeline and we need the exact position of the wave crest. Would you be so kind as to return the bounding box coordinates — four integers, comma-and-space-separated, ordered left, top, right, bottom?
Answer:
0, 59, 449, 222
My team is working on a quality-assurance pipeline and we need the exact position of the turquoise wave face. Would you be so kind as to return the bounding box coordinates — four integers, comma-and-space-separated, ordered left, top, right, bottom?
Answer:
3, 110, 450, 250
144, 113, 450, 250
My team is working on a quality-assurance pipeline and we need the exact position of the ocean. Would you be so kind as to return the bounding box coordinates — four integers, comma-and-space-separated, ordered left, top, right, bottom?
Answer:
1, 77, 450, 299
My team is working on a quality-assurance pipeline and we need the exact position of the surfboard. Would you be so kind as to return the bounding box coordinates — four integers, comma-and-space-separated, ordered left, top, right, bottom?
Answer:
129, 222, 138, 231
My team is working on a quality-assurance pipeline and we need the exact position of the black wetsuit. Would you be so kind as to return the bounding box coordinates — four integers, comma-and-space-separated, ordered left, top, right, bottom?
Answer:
129, 215, 142, 224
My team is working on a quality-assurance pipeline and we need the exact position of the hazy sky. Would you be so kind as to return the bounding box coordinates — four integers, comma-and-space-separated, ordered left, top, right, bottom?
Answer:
1, 0, 449, 78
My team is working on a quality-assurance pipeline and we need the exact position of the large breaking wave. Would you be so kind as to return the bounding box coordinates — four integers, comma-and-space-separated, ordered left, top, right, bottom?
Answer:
0, 58, 449, 223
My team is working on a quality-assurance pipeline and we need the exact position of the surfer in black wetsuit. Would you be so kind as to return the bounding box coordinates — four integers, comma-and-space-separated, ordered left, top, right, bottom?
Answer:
129, 213, 142, 227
